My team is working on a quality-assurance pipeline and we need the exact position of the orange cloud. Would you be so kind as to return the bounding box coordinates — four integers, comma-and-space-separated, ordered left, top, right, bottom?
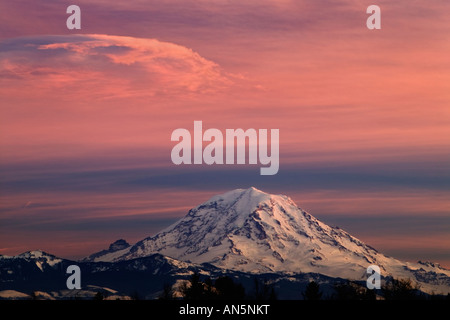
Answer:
0, 34, 232, 100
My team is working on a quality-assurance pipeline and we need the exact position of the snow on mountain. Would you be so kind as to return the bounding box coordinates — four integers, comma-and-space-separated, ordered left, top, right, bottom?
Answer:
90, 187, 449, 294
3, 250, 64, 271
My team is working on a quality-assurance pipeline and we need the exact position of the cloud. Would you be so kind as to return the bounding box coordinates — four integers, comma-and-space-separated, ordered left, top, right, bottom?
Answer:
0, 34, 232, 100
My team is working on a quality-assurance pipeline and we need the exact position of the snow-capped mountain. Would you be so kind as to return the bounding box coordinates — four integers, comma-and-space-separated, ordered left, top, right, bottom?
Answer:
0, 250, 207, 299
89, 187, 450, 294
0, 250, 64, 272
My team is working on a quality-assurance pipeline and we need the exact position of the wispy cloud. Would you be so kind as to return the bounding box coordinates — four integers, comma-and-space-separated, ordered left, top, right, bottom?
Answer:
0, 34, 232, 100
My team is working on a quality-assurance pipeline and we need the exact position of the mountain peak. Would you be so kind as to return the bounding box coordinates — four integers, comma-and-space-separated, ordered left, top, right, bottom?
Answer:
14, 250, 63, 270
117, 187, 338, 273
243, 186, 265, 194
203, 187, 296, 219
204, 187, 270, 211
208, 187, 268, 202
108, 239, 130, 251
18, 250, 54, 259
82, 239, 131, 262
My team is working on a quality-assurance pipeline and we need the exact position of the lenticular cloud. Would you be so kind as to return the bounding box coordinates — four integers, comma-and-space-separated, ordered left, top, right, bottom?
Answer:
0, 34, 231, 99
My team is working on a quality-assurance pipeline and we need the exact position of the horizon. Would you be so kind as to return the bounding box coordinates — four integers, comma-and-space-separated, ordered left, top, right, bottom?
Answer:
1, 0, 449, 270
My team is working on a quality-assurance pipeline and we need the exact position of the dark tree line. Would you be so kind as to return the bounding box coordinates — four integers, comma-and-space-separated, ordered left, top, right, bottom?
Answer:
160, 272, 276, 300
303, 278, 449, 300
159, 274, 449, 300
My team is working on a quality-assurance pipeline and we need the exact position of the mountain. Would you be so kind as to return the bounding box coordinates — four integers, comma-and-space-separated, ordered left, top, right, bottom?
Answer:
88, 187, 450, 294
82, 239, 130, 262
0, 249, 196, 299
0, 250, 74, 294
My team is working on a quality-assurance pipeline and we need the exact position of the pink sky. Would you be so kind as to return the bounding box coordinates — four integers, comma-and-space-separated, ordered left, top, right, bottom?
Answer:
0, 0, 449, 267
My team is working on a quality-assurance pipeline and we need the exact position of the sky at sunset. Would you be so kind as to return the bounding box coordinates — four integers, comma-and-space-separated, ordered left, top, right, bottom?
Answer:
0, 1, 449, 268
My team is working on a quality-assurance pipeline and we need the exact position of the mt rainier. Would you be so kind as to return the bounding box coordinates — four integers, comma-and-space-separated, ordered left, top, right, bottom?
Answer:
87, 187, 450, 294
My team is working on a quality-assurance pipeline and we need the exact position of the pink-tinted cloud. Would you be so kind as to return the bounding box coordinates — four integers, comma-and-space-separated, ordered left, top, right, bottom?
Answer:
0, 34, 232, 100
0, 34, 241, 164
